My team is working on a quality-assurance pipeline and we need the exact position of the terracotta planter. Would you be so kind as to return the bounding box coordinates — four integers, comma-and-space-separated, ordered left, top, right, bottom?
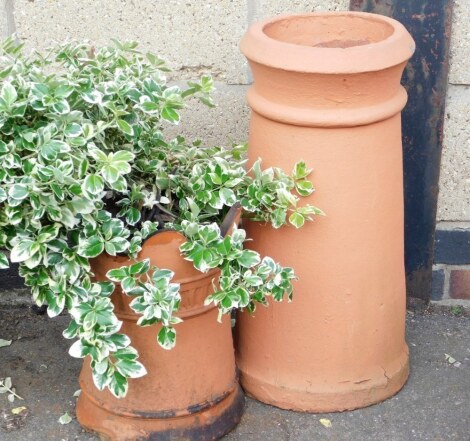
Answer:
76, 213, 244, 440
236, 12, 415, 412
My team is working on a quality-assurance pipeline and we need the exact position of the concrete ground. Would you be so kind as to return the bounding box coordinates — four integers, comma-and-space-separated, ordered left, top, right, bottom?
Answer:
0, 305, 469, 441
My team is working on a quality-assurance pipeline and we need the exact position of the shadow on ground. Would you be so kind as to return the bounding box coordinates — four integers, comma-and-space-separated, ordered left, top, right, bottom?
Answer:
0, 306, 469, 440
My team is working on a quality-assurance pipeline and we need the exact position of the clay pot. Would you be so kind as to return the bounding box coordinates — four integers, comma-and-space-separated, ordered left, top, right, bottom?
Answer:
76, 209, 244, 440
236, 12, 415, 412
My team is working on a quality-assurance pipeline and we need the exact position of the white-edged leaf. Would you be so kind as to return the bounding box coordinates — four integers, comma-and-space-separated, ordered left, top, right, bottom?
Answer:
445, 353, 455, 363
1, 82, 17, 106
112, 150, 135, 162
116, 119, 134, 136
8, 184, 28, 201
289, 211, 305, 229
83, 174, 104, 195
0, 338, 12, 347
10, 239, 36, 262
69, 340, 86, 358
0, 252, 9, 269
58, 412, 72, 425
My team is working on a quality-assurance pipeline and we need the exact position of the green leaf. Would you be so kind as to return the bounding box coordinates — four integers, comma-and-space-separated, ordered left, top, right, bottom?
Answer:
109, 371, 128, 398
114, 347, 138, 361
52, 100, 70, 114
50, 183, 64, 200
110, 161, 131, 175
121, 276, 135, 292
126, 207, 140, 226
109, 175, 127, 191
0, 140, 9, 154
83, 174, 104, 195
295, 180, 314, 197
89, 147, 108, 163
216, 236, 232, 256
108, 334, 131, 349
293, 161, 312, 180
113, 150, 135, 163
78, 236, 104, 258
92, 370, 110, 391
245, 274, 263, 287
58, 412, 72, 425
238, 250, 261, 268
157, 326, 176, 350
98, 282, 115, 297
69, 340, 87, 359
82, 90, 102, 104
46, 291, 66, 317
289, 211, 305, 228
64, 123, 82, 138
0, 338, 12, 347
219, 188, 237, 206
62, 320, 80, 339
140, 101, 159, 113
129, 259, 150, 275
116, 119, 134, 136
40, 140, 70, 161
0, 252, 9, 269
1, 82, 17, 106
8, 184, 28, 201
79, 159, 89, 178
161, 106, 180, 123
68, 197, 95, 215
271, 208, 287, 228
115, 359, 147, 378
106, 268, 128, 282
102, 164, 120, 183
10, 239, 36, 262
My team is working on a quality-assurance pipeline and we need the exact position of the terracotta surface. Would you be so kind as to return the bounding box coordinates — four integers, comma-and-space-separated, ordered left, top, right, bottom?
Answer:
236, 12, 414, 412
77, 228, 243, 440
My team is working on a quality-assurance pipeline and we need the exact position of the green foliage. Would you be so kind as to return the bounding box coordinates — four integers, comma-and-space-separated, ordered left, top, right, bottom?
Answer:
180, 222, 297, 319
0, 38, 323, 398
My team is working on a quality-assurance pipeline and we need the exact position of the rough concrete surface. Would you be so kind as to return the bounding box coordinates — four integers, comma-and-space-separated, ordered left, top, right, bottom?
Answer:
437, 84, 470, 222
253, 0, 349, 21
14, 0, 248, 84
166, 83, 250, 147
0, 0, 15, 39
0, 307, 469, 441
449, 0, 470, 85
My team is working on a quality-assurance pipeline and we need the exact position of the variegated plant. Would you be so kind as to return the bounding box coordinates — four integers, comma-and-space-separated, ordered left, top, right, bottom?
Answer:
0, 38, 323, 397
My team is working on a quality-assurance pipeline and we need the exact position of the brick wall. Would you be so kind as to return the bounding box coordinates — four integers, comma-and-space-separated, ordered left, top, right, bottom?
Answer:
432, 226, 470, 303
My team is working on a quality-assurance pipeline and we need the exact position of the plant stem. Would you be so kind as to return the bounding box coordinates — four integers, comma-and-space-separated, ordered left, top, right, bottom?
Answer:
0, 380, 24, 400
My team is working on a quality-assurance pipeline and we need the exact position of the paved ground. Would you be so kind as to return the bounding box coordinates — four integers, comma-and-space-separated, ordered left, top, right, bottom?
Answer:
0, 305, 469, 441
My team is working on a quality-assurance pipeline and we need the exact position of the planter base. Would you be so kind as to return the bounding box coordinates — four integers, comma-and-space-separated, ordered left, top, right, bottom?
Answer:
76, 384, 245, 441
239, 348, 409, 413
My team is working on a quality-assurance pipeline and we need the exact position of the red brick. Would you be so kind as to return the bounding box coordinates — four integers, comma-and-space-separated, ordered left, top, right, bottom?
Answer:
449, 270, 470, 299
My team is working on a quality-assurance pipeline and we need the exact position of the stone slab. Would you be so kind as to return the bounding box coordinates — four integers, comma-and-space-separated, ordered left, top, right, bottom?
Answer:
449, 0, 470, 85
0, 0, 15, 39
435, 228, 470, 265
437, 84, 470, 221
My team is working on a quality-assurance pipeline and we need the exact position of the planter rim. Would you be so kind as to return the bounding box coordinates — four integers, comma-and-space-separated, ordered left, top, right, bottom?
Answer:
241, 11, 415, 74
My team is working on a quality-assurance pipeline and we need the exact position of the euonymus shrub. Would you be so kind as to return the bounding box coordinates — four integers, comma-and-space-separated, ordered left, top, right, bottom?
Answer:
0, 38, 323, 397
